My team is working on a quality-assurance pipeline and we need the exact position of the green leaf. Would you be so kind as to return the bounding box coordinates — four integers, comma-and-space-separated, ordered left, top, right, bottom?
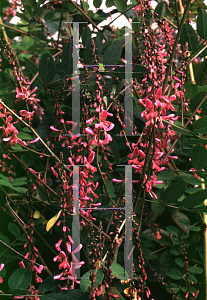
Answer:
166, 225, 181, 237
155, 1, 167, 20
184, 82, 200, 99
8, 223, 21, 238
105, 180, 116, 198
12, 177, 26, 186
189, 91, 207, 113
83, 38, 102, 65
191, 205, 207, 212
175, 258, 184, 268
102, 262, 129, 279
169, 122, 193, 136
179, 218, 190, 227
0, 179, 13, 188
145, 10, 154, 26
166, 283, 180, 293
8, 289, 29, 296
21, 0, 33, 17
38, 275, 59, 293
160, 250, 170, 265
162, 180, 186, 203
193, 116, 207, 134
178, 190, 207, 208
166, 268, 183, 280
183, 275, 198, 284
24, 57, 38, 74
191, 145, 207, 169
0, 233, 10, 245
197, 10, 207, 40
80, 269, 104, 293
181, 286, 196, 294
44, 11, 55, 22
106, 0, 114, 7
39, 53, 56, 85
8, 269, 32, 290
17, 132, 32, 141
62, 41, 78, 76
159, 236, 173, 246
179, 176, 201, 185
82, 27, 91, 47
189, 266, 203, 274
110, 138, 119, 164
103, 40, 122, 65
180, 22, 198, 52
170, 245, 182, 256
132, 16, 141, 32
189, 225, 201, 231
115, 0, 127, 11
82, 1, 89, 10
41, 294, 72, 300
93, 0, 102, 8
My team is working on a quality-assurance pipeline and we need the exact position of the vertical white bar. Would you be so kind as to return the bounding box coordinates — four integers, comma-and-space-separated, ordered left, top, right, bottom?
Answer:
72, 22, 80, 136
118, 164, 133, 279
124, 27, 133, 136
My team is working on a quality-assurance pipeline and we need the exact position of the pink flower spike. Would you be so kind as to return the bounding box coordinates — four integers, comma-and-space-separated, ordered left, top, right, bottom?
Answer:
50, 126, 61, 131
73, 244, 82, 253
112, 179, 123, 183
85, 127, 95, 135
0, 264, 4, 271
54, 272, 63, 280
68, 235, 74, 244
3, 137, 11, 142
27, 137, 39, 144
73, 261, 85, 268
20, 110, 27, 116
67, 242, 71, 253
86, 116, 96, 124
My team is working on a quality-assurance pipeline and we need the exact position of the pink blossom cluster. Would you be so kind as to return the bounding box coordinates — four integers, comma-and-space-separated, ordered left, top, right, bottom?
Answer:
53, 235, 84, 289
0, 103, 27, 147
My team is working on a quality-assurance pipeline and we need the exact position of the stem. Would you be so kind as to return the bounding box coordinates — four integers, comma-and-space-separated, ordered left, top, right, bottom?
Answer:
102, 179, 125, 246
134, 129, 154, 214
10, 152, 61, 199
162, 0, 191, 94
0, 17, 61, 50
96, 131, 116, 206
165, 93, 207, 158
104, 4, 137, 29
69, 0, 107, 40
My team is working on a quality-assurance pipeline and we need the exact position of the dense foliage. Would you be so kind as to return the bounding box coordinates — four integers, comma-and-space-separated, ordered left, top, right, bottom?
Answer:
1, 0, 207, 299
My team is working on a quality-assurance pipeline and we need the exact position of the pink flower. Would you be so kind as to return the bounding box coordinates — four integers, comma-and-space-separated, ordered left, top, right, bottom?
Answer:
0, 264, 4, 272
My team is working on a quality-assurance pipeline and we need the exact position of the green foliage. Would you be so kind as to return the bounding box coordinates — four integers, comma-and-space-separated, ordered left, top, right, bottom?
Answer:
8, 269, 32, 290
197, 9, 207, 40
80, 269, 104, 293
180, 23, 198, 51
114, 0, 127, 12
38, 275, 60, 293
0, 1, 207, 299
39, 53, 56, 85
162, 180, 186, 203
154, 1, 167, 20
103, 40, 122, 65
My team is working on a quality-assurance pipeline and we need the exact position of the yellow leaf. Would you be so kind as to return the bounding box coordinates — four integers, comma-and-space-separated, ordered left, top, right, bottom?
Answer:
46, 210, 62, 232
95, 261, 102, 269
33, 210, 41, 219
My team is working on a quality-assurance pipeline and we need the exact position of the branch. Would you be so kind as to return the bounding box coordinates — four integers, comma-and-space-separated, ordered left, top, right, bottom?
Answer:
162, 0, 191, 94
